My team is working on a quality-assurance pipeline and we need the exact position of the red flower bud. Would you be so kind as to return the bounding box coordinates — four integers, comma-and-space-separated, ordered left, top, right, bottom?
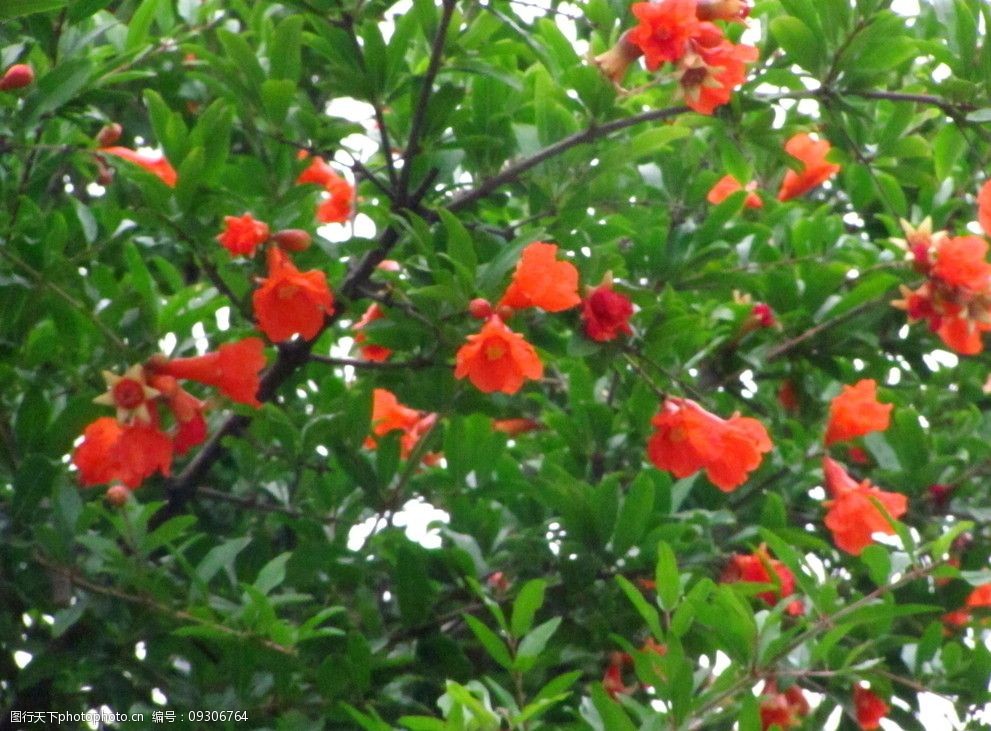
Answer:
96, 123, 123, 147
928, 483, 954, 509
272, 229, 312, 252
468, 298, 493, 319
751, 303, 776, 328
106, 484, 131, 506
0, 64, 34, 91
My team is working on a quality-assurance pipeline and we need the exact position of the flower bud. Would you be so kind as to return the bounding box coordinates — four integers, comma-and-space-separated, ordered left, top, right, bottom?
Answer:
106, 484, 131, 506
591, 32, 643, 84
495, 304, 515, 321
468, 298, 492, 319
272, 228, 312, 252
96, 123, 123, 147
0, 64, 34, 91
696, 0, 750, 22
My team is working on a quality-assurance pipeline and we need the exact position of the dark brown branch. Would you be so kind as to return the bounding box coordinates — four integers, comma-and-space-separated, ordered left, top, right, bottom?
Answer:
308, 353, 438, 370
397, 0, 458, 200
32, 552, 295, 655
447, 105, 690, 212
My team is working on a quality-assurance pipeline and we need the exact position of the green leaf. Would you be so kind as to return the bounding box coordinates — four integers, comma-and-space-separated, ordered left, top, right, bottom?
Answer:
126, 0, 164, 51
0, 0, 69, 19
511, 578, 546, 638
142, 515, 197, 554
270, 15, 305, 82
514, 616, 561, 670
612, 473, 654, 556
261, 78, 295, 124
769, 16, 823, 73
254, 552, 291, 595
21, 58, 93, 125
464, 615, 513, 669
196, 536, 252, 585
654, 540, 680, 612
439, 209, 477, 278
628, 126, 692, 160
588, 684, 637, 731
615, 575, 663, 639
859, 545, 890, 586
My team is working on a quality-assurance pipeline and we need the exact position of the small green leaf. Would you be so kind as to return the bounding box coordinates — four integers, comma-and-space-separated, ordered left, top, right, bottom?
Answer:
0, 0, 70, 19
511, 578, 547, 638
615, 575, 663, 639
770, 16, 823, 72
254, 552, 291, 594
464, 615, 513, 669
655, 541, 680, 612
612, 474, 654, 555
514, 617, 561, 670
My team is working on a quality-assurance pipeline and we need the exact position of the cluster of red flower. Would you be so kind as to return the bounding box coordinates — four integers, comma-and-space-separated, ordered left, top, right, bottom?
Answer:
756, 679, 889, 731
297, 153, 355, 224
645, 377, 907, 558
820, 379, 907, 556
893, 193, 991, 353
593, 0, 756, 115
72, 340, 266, 496
366, 389, 439, 464
708, 132, 841, 207
454, 242, 635, 394
214, 213, 334, 342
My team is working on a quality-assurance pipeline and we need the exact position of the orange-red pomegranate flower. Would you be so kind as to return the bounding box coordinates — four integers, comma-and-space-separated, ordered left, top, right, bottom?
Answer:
647, 397, 772, 491
931, 235, 991, 292
979, 180, 991, 237
967, 583, 991, 608
721, 545, 803, 615
99, 146, 178, 187
317, 175, 355, 224
253, 248, 334, 342
498, 242, 581, 312
824, 379, 892, 446
581, 280, 634, 342
707, 174, 763, 208
776, 133, 840, 201
73, 417, 173, 488
297, 156, 337, 187
454, 316, 544, 394
147, 374, 209, 456
821, 457, 907, 555
297, 156, 355, 223
150, 338, 266, 407
759, 681, 809, 731
938, 313, 991, 354
217, 213, 270, 257
92, 364, 160, 424
853, 684, 889, 731
365, 388, 437, 459
353, 304, 392, 362
677, 28, 758, 115
628, 0, 701, 70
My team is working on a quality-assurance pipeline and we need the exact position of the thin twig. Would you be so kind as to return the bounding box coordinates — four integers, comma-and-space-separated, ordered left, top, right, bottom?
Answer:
397, 0, 458, 201
33, 552, 296, 655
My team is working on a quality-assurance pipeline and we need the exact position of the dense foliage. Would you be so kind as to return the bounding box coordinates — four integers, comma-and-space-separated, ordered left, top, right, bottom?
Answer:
3, 0, 991, 729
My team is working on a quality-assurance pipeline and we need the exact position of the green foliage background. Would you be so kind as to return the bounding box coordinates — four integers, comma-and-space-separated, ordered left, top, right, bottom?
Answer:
2, 0, 991, 729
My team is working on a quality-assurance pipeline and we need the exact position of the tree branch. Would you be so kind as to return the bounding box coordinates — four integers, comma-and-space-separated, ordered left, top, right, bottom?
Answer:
447, 104, 690, 212
397, 0, 458, 201
32, 552, 296, 656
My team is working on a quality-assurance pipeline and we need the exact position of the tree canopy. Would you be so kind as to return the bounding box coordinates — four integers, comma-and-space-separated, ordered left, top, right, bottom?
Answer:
3, 0, 991, 729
